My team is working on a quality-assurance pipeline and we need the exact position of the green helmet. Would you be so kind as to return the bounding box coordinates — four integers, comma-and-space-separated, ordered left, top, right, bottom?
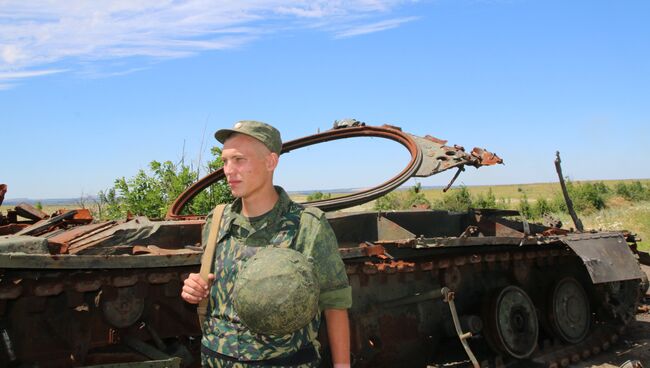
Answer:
234, 247, 319, 336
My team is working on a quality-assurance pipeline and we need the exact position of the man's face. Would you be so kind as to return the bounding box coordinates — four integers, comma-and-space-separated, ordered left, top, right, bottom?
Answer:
222, 133, 277, 199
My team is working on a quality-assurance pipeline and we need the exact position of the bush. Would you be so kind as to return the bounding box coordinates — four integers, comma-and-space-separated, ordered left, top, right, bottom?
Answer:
374, 192, 401, 211
306, 191, 332, 201
98, 146, 233, 220
497, 197, 511, 209
567, 181, 608, 213
434, 186, 473, 212
533, 197, 555, 218
187, 147, 235, 215
374, 183, 431, 210
518, 193, 533, 219
475, 188, 497, 208
615, 181, 650, 201
403, 183, 431, 209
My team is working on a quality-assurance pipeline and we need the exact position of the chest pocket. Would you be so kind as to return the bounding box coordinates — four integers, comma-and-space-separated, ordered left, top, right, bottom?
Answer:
268, 217, 300, 248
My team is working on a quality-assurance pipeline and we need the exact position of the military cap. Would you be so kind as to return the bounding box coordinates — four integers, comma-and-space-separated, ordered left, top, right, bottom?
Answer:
215, 120, 282, 154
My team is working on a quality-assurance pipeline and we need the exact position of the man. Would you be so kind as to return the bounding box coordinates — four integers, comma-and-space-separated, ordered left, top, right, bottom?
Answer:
181, 120, 352, 368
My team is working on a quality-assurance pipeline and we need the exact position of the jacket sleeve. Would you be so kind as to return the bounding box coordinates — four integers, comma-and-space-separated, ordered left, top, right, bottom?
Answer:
295, 208, 352, 310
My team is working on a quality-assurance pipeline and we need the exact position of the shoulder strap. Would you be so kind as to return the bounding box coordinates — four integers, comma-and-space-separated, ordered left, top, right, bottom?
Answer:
197, 204, 227, 325
200, 204, 227, 282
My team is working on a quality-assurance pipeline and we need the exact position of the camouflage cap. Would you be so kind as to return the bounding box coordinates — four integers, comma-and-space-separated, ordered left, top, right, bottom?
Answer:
233, 247, 319, 336
215, 120, 282, 154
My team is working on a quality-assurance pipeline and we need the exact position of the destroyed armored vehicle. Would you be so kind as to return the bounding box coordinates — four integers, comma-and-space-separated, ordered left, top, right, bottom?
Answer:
0, 122, 646, 367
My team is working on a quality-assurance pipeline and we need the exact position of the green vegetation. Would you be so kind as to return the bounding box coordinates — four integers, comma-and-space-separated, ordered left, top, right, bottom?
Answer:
306, 191, 332, 201
374, 182, 431, 210
97, 146, 233, 219
614, 180, 650, 201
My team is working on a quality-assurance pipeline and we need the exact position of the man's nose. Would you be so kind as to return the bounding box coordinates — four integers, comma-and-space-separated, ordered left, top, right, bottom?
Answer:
223, 161, 234, 176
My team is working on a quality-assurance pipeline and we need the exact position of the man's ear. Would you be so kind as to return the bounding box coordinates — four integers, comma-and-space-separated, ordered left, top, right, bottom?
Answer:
266, 152, 279, 171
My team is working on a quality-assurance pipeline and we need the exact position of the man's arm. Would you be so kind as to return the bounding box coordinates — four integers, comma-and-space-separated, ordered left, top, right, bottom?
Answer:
324, 308, 351, 368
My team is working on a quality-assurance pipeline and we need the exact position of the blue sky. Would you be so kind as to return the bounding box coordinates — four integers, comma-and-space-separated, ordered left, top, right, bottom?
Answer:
1, 0, 649, 200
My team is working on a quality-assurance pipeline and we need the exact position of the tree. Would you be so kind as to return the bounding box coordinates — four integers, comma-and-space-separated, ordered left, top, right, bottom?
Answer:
98, 147, 233, 220
185, 147, 234, 215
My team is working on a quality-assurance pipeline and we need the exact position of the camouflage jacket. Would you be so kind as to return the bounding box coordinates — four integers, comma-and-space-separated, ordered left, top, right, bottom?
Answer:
200, 186, 351, 361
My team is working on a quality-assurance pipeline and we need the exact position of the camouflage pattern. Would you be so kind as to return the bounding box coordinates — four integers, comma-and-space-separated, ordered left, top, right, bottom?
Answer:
200, 186, 351, 365
201, 354, 318, 368
234, 247, 319, 336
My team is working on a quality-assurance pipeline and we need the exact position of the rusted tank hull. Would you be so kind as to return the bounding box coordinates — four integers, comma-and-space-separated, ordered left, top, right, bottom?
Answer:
0, 266, 201, 366
0, 123, 644, 367
326, 210, 643, 367
2, 209, 643, 367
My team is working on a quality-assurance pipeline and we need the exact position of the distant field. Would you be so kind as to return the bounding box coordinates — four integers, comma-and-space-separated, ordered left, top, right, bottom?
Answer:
422, 178, 650, 203
437, 180, 650, 251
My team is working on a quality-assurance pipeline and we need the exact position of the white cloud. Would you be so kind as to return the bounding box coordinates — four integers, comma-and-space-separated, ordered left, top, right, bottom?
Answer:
0, 0, 415, 88
0, 68, 67, 90
0, 69, 67, 80
335, 16, 419, 38
1, 45, 24, 64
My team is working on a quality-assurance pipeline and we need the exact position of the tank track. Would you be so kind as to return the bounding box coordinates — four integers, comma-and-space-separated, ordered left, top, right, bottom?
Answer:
0, 266, 200, 366
0, 240, 642, 367
343, 242, 642, 368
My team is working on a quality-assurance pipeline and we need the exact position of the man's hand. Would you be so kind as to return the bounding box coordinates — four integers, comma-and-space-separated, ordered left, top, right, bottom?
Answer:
181, 273, 215, 304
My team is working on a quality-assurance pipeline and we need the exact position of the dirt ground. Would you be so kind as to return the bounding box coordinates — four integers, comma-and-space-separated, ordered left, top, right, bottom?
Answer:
577, 264, 650, 368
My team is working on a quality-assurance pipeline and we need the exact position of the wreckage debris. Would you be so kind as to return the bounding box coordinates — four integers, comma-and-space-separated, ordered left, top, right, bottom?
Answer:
0, 123, 647, 368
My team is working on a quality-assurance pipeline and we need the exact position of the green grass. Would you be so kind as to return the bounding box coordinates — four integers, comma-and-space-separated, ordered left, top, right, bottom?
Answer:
423, 179, 650, 203
418, 179, 650, 251
574, 200, 650, 251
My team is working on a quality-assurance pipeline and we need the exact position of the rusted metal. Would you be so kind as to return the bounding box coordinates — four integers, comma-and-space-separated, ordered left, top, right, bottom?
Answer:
563, 233, 645, 283
1, 124, 646, 367
0, 184, 6, 207
555, 151, 584, 232
52, 208, 93, 224
471, 147, 503, 166
14, 203, 48, 222
15, 210, 78, 236
0, 252, 202, 269
0, 223, 29, 236
47, 221, 117, 254
443, 288, 480, 368
167, 123, 502, 218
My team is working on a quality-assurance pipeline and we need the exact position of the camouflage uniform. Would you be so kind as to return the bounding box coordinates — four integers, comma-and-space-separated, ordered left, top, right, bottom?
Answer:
200, 186, 352, 368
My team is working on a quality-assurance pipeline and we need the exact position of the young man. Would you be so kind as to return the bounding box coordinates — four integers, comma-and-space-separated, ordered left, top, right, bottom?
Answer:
181, 121, 352, 368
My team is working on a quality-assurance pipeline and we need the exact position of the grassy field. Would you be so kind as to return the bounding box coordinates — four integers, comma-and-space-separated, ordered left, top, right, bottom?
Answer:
422, 178, 650, 203
424, 179, 650, 251
298, 179, 650, 251
3, 179, 649, 250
